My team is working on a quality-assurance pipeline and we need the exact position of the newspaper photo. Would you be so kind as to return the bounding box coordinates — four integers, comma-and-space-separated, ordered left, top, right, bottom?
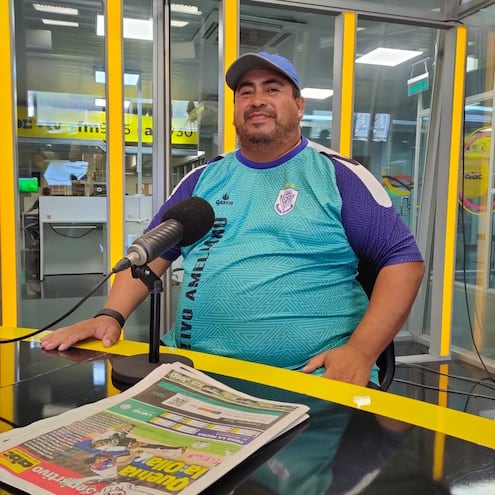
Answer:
0, 362, 309, 495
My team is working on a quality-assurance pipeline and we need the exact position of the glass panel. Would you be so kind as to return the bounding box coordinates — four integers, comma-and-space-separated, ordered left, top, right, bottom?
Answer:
353, 19, 438, 232
122, 0, 154, 341
453, 5, 495, 363
241, 1, 336, 148
16, 1, 109, 329
171, 1, 219, 187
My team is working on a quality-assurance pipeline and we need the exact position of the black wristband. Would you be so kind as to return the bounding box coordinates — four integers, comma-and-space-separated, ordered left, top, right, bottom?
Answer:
94, 308, 126, 328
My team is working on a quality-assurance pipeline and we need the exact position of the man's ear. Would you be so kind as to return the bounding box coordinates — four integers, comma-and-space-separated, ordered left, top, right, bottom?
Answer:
296, 96, 306, 118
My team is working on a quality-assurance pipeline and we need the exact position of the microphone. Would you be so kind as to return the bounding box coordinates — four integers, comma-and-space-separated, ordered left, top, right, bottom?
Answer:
112, 197, 215, 273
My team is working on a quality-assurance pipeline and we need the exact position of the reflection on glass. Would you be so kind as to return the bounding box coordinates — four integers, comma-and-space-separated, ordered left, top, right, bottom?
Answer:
453, 5, 495, 364
171, 0, 219, 174
16, 1, 110, 331
239, 3, 335, 147
354, 20, 438, 232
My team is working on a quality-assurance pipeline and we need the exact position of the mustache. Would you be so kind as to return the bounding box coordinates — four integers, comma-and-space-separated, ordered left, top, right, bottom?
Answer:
244, 107, 276, 119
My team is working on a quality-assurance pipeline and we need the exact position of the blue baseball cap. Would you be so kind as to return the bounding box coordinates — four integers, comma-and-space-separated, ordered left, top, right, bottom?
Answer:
225, 51, 301, 91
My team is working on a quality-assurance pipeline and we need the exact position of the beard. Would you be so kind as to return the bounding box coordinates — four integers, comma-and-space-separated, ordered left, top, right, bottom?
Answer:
235, 114, 300, 149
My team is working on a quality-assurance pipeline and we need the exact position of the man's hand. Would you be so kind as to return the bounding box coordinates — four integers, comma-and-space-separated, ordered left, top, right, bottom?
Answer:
301, 342, 373, 386
40, 317, 122, 351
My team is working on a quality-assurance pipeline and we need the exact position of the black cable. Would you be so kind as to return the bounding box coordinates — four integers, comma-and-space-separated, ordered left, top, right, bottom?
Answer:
397, 362, 495, 390
0, 416, 19, 428
393, 378, 495, 401
0, 271, 113, 344
49, 223, 98, 239
463, 377, 495, 413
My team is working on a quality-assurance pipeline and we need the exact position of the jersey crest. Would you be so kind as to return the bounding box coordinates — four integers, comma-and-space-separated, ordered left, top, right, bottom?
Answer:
274, 187, 298, 215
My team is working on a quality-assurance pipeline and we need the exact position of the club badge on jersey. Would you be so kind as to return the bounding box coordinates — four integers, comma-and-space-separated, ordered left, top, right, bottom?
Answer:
274, 187, 299, 216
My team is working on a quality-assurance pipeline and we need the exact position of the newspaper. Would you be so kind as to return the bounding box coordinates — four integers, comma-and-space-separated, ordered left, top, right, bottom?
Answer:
0, 362, 309, 495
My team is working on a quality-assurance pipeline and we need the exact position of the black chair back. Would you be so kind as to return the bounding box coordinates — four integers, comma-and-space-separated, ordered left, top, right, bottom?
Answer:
357, 260, 396, 390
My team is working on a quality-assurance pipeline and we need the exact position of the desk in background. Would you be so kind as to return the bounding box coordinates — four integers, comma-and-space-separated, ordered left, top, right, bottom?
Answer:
39, 196, 107, 279
0, 329, 494, 494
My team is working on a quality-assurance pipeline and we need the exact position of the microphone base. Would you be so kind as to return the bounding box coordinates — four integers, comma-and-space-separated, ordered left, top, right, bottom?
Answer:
111, 353, 194, 388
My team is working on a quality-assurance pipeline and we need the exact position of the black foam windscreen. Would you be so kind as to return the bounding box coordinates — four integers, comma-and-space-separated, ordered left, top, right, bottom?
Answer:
160, 196, 215, 246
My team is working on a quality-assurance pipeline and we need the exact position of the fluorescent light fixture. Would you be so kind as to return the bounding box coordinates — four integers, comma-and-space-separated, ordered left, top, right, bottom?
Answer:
171, 20, 189, 28
95, 70, 140, 86
466, 55, 479, 72
33, 4, 78, 15
95, 98, 130, 110
356, 47, 423, 67
42, 18, 79, 27
301, 88, 333, 100
97, 15, 152, 41
171, 4, 201, 15
27, 90, 36, 118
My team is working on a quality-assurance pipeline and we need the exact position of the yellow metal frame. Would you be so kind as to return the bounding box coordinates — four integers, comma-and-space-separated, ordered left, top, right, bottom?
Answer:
222, 0, 239, 153
105, 0, 125, 273
441, 25, 467, 355
0, 0, 18, 327
339, 12, 357, 157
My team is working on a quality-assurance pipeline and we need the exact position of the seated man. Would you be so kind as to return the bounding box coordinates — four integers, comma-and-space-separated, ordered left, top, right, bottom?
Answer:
41, 51, 425, 388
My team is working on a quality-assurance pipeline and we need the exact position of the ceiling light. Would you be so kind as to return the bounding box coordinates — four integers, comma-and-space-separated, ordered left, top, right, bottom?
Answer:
466, 55, 479, 72
301, 88, 333, 100
42, 19, 79, 27
171, 20, 189, 28
171, 4, 201, 15
356, 47, 423, 67
95, 70, 140, 86
33, 4, 78, 15
97, 15, 152, 41
95, 98, 130, 110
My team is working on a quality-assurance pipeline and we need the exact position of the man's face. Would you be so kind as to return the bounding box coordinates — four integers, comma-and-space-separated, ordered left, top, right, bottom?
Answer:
233, 68, 305, 146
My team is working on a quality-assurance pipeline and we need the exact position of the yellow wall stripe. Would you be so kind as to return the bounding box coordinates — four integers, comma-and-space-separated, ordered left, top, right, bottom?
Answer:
441, 25, 467, 355
0, 0, 18, 326
222, 0, 239, 153
339, 12, 356, 157
105, 0, 125, 272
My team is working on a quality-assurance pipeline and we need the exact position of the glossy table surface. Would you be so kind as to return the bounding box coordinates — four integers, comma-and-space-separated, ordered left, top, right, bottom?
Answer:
1, 326, 495, 494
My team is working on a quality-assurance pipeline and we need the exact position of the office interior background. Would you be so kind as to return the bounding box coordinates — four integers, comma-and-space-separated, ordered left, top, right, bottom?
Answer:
1, 0, 495, 396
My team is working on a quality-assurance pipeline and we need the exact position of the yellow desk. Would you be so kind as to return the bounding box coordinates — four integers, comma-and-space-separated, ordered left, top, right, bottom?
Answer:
0, 326, 494, 494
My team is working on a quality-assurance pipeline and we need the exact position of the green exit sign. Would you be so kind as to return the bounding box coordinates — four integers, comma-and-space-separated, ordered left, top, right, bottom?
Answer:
408, 72, 429, 96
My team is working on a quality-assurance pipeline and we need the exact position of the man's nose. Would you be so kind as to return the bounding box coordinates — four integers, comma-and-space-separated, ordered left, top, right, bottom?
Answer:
250, 91, 267, 106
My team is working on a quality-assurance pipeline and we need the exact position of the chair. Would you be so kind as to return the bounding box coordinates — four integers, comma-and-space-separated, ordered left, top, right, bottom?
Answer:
356, 260, 396, 391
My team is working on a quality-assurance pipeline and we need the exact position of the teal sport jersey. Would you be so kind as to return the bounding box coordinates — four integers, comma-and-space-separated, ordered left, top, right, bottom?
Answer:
147, 138, 423, 384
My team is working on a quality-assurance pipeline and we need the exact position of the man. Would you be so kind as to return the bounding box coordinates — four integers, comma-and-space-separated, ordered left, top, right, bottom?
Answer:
41, 52, 425, 387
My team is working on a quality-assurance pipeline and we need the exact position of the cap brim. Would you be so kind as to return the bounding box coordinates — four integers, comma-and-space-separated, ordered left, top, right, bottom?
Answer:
226, 53, 289, 90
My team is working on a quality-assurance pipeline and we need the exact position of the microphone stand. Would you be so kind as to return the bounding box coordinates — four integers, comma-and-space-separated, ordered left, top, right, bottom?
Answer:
111, 263, 193, 387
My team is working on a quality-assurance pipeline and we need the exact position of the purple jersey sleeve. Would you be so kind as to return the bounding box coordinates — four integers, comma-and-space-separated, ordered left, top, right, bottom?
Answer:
332, 156, 423, 270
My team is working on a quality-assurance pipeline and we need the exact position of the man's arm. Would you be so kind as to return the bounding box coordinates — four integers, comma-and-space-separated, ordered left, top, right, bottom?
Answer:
302, 261, 425, 386
40, 257, 171, 351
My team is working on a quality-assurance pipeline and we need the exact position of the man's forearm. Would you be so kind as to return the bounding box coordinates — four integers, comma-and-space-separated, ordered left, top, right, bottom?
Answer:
104, 257, 171, 319
349, 261, 425, 365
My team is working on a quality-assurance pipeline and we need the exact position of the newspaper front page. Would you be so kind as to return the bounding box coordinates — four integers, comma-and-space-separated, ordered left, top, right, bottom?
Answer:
0, 362, 309, 495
